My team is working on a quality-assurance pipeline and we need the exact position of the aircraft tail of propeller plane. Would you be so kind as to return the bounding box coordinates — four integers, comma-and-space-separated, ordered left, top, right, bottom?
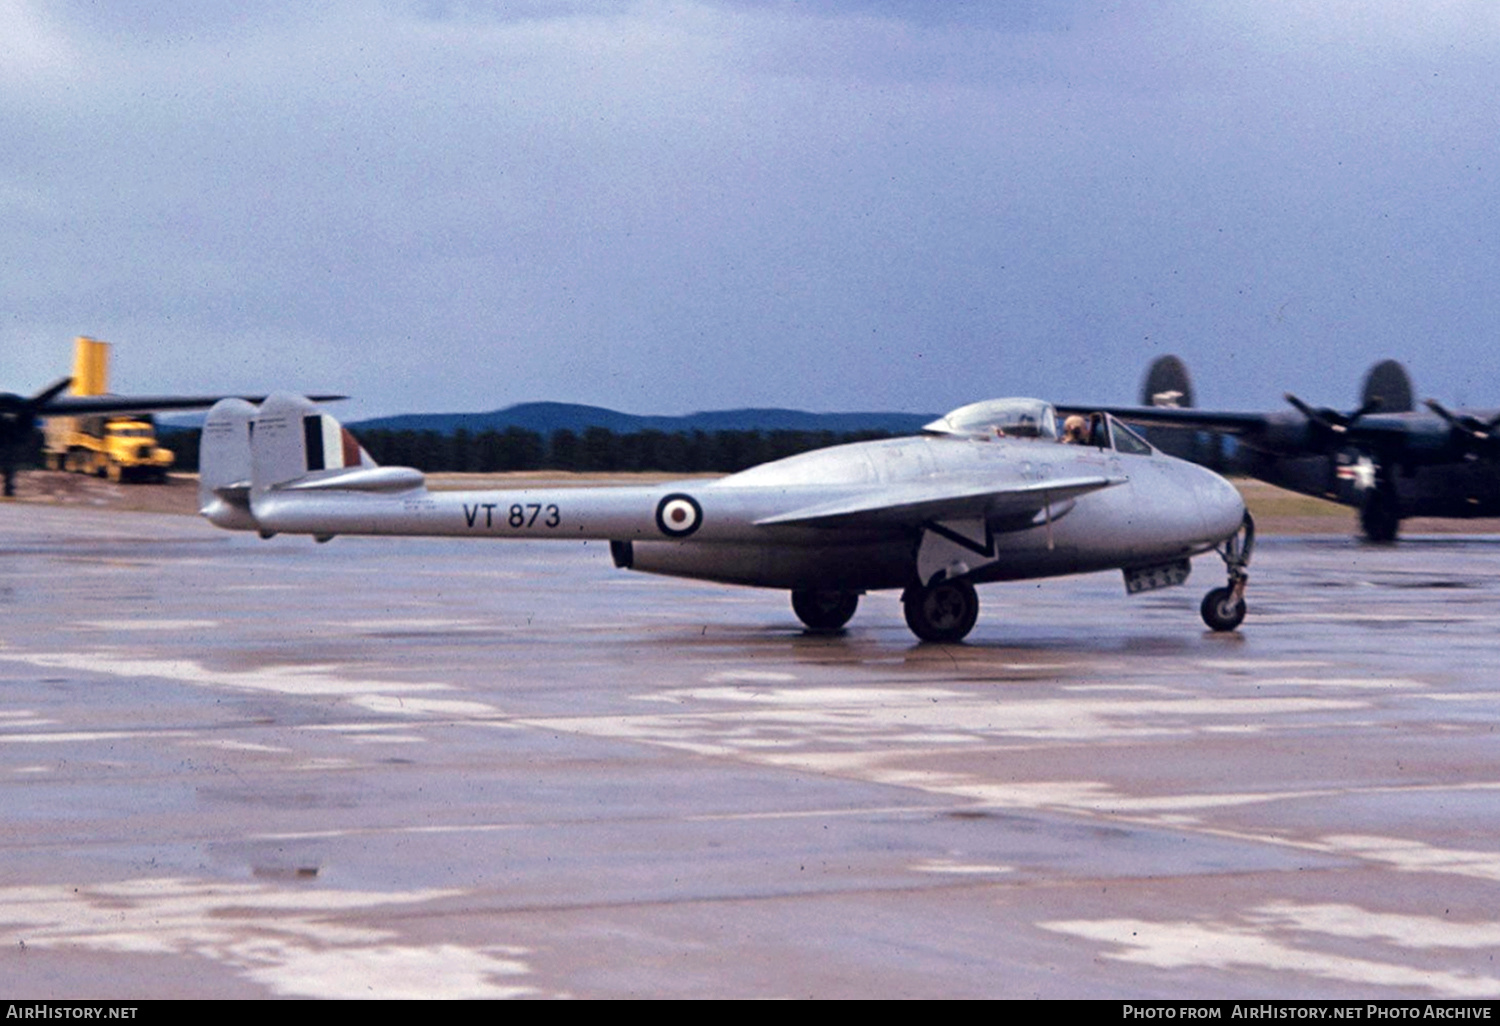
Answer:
201, 393, 1255, 642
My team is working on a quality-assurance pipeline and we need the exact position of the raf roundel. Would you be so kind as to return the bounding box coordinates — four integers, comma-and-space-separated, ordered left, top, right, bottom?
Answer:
655, 493, 703, 538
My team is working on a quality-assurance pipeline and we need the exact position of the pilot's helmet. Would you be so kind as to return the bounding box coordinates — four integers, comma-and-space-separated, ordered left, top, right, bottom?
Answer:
1062, 415, 1087, 441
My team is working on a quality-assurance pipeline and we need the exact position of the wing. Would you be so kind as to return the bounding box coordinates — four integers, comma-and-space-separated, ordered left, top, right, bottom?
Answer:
753, 475, 1120, 528
1055, 404, 1270, 435
1058, 403, 1443, 458
42, 394, 346, 416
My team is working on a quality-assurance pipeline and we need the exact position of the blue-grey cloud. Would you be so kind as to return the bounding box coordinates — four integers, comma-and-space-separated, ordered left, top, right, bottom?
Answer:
3, 0, 1498, 421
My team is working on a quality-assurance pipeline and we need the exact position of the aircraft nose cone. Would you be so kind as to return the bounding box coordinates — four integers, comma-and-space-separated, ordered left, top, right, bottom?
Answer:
1197, 468, 1247, 542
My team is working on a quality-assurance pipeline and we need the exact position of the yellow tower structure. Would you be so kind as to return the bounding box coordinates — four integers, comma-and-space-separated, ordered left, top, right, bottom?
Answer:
69, 336, 110, 396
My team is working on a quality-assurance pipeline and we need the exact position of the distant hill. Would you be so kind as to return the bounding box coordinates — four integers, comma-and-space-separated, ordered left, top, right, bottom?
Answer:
348, 402, 936, 437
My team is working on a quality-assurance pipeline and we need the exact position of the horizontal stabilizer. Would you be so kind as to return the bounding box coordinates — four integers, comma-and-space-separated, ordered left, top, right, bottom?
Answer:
282, 466, 426, 493
214, 483, 251, 505
755, 475, 1119, 528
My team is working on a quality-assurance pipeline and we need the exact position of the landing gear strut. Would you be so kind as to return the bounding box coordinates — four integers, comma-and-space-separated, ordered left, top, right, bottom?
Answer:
902, 577, 979, 643
1202, 512, 1255, 632
1358, 481, 1400, 544
791, 589, 860, 632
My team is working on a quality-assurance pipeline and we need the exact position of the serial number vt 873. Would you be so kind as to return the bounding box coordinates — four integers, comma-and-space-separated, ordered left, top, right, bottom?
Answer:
463, 502, 561, 530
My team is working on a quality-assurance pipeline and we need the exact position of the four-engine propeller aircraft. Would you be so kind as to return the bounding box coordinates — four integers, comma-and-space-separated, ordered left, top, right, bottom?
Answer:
199, 393, 1255, 642
1067, 355, 1500, 543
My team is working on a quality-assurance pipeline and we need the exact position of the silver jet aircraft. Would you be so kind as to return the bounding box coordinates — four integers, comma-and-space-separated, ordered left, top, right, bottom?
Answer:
199, 393, 1256, 642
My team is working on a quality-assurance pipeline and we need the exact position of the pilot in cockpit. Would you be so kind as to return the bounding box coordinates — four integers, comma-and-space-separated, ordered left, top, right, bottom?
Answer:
1061, 415, 1088, 444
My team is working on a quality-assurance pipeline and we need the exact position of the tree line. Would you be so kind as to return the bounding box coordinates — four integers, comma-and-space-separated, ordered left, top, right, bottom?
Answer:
156, 425, 897, 475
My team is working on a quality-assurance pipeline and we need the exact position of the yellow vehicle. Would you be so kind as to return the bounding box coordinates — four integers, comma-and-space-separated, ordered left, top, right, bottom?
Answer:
42, 337, 176, 484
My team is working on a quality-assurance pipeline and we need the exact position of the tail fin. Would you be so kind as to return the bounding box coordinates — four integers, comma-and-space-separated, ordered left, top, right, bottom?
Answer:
199, 398, 259, 531
1140, 355, 1194, 408
1360, 359, 1414, 414
199, 395, 422, 536
1138, 355, 1230, 470
249, 393, 422, 495
249, 393, 371, 492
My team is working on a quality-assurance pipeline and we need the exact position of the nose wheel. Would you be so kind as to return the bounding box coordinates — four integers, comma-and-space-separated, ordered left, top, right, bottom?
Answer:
1200, 585, 1246, 631
1202, 512, 1254, 632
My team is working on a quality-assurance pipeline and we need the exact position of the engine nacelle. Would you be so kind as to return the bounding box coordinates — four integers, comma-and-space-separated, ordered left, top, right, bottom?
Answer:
622, 539, 912, 592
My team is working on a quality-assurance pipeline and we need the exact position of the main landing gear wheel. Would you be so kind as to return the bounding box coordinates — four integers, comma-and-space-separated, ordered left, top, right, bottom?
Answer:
791, 589, 860, 632
1202, 511, 1255, 633
903, 578, 979, 643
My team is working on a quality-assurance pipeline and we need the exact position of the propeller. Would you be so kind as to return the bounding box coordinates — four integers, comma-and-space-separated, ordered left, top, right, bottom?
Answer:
1424, 399, 1500, 458
0, 377, 72, 447
1284, 393, 1381, 438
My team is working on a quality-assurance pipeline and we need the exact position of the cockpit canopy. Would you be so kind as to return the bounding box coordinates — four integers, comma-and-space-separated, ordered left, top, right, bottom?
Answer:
923, 398, 1059, 440
923, 398, 1158, 454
